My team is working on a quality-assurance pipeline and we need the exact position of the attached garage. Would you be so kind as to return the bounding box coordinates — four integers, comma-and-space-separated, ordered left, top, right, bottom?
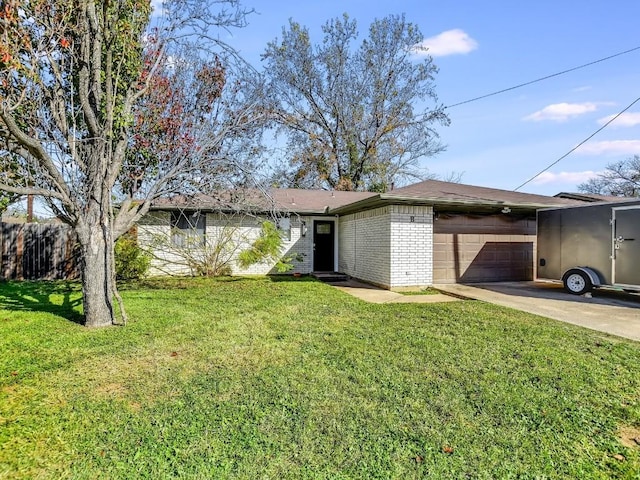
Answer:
332, 180, 580, 288
432, 213, 536, 283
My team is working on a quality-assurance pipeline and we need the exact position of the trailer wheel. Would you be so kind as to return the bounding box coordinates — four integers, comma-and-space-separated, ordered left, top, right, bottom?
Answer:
563, 269, 592, 295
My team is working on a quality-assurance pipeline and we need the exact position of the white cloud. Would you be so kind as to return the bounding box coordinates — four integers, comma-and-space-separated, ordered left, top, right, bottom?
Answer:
575, 140, 640, 156
531, 171, 601, 185
597, 112, 640, 128
413, 29, 478, 57
523, 102, 598, 122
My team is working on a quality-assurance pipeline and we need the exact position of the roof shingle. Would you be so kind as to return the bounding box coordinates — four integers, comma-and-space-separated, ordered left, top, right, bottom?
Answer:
387, 179, 579, 207
151, 180, 583, 215
151, 188, 376, 214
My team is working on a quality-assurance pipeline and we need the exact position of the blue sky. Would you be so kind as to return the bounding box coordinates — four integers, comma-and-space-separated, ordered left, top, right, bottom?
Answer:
222, 0, 640, 195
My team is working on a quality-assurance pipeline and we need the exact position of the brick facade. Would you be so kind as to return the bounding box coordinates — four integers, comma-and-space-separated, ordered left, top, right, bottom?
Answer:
138, 205, 533, 287
339, 206, 392, 286
339, 205, 434, 289
389, 205, 433, 287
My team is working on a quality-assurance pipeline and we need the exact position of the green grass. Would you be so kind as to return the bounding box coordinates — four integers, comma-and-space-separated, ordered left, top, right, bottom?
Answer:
1, 277, 639, 479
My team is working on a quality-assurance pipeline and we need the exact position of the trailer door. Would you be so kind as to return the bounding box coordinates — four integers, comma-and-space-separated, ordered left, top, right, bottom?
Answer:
612, 206, 640, 287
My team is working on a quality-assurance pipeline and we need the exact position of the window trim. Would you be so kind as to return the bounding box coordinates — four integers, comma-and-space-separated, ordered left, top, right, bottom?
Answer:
170, 211, 206, 247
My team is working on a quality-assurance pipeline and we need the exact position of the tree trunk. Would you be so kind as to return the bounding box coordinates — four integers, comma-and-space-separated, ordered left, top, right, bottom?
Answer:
77, 222, 116, 328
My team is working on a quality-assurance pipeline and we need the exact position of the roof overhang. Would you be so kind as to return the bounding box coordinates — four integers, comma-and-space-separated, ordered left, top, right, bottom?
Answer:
147, 203, 332, 216
328, 193, 569, 216
538, 197, 640, 212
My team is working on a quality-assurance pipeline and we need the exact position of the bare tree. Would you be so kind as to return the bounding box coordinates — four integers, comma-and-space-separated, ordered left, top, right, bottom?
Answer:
0, 0, 265, 326
262, 13, 450, 192
578, 156, 640, 197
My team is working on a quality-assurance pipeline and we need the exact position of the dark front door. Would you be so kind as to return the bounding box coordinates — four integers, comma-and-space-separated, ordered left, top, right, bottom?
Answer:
313, 221, 335, 272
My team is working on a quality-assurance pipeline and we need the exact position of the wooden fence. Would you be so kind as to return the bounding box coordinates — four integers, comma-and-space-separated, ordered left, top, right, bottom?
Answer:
0, 222, 79, 280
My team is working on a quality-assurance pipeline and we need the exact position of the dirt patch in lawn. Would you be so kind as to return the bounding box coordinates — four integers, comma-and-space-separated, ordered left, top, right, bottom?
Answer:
619, 426, 640, 448
95, 382, 128, 398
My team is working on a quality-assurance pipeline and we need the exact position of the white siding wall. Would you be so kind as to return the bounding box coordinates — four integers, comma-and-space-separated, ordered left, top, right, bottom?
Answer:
138, 211, 313, 276
339, 205, 433, 289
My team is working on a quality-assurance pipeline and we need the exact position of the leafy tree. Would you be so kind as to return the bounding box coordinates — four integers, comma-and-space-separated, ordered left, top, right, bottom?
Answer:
262, 13, 449, 192
0, 154, 21, 214
0, 0, 263, 326
0, 192, 18, 214
578, 155, 640, 197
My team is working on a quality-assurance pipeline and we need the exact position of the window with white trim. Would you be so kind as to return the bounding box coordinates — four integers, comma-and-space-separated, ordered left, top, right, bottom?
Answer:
171, 211, 205, 247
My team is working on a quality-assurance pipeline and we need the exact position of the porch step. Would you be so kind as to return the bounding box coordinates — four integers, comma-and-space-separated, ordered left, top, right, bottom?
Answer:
312, 272, 349, 283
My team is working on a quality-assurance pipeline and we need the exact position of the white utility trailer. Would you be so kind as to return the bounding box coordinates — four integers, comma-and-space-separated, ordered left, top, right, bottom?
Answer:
537, 199, 640, 294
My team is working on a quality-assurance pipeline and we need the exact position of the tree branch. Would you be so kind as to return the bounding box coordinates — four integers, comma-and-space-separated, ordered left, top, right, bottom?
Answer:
0, 182, 66, 200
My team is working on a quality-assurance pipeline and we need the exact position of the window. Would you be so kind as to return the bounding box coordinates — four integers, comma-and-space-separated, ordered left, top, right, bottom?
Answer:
316, 223, 331, 234
171, 211, 205, 247
277, 217, 291, 241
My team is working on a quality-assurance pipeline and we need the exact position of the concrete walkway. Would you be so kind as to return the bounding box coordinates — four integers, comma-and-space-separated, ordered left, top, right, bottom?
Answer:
330, 279, 640, 342
331, 280, 460, 304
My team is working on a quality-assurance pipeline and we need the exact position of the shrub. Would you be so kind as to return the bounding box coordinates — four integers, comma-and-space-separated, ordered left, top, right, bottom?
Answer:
238, 221, 301, 273
115, 232, 151, 280
192, 260, 233, 277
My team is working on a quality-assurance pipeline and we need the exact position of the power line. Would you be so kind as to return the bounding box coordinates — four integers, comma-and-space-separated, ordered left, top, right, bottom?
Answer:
513, 95, 640, 191
444, 45, 640, 109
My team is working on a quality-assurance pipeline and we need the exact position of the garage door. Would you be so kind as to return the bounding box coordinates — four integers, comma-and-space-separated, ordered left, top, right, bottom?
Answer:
433, 214, 536, 283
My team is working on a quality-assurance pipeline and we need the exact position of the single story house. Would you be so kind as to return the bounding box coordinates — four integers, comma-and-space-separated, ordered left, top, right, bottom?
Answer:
138, 179, 580, 289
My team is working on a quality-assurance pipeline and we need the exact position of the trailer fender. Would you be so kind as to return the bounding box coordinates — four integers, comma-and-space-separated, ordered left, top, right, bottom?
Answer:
562, 267, 602, 295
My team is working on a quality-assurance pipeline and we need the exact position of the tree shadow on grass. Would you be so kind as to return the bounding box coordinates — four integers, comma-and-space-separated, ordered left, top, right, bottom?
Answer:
125, 275, 257, 290
0, 281, 84, 325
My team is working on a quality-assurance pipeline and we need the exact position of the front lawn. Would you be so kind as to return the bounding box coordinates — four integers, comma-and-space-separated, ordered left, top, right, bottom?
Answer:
1, 277, 639, 479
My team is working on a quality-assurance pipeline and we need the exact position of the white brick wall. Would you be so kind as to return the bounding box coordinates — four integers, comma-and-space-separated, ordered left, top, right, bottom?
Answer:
234, 215, 313, 275
389, 205, 433, 287
339, 205, 433, 288
339, 206, 392, 287
137, 211, 190, 276
138, 205, 433, 285
138, 211, 313, 276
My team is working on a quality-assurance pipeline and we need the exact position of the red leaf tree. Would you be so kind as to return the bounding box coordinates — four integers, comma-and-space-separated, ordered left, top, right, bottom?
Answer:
0, 0, 264, 326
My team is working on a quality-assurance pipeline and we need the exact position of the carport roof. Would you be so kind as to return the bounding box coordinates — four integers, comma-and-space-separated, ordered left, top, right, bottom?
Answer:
554, 192, 629, 202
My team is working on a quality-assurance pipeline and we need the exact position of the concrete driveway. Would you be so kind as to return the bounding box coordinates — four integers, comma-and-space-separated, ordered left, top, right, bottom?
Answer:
435, 281, 640, 342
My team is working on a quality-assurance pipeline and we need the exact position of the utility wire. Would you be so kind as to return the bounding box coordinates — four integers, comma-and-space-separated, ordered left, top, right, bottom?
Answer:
444, 45, 640, 109
513, 95, 640, 191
